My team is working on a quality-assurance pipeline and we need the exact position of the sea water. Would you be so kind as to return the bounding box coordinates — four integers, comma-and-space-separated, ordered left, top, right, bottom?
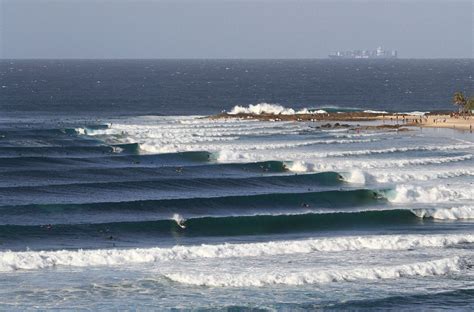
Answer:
0, 59, 473, 310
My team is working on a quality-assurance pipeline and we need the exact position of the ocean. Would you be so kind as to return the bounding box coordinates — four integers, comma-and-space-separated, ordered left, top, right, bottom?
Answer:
0, 59, 473, 310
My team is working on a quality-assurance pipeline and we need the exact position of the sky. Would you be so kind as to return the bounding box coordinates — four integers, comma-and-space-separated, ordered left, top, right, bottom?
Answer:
0, 0, 473, 59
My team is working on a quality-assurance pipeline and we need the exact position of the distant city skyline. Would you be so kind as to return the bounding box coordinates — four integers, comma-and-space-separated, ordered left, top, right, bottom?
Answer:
1, 0, 472, 59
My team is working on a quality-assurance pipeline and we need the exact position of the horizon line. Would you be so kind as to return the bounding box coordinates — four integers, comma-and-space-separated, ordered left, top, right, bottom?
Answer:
1, 57, 473, 61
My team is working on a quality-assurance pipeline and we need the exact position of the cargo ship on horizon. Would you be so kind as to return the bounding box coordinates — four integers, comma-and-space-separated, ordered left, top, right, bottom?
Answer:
329, 46, 398, 59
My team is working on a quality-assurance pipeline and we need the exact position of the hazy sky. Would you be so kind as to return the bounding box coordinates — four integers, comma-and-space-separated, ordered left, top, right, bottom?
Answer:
1, 0, 473, 59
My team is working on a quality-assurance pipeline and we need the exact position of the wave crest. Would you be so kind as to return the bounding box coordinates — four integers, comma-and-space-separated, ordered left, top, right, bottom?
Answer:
1, 234, 471, 272
166, 256, 464, 287
228, 103, 326, 115
412, 206, 474, 220
388, 185, 471, 204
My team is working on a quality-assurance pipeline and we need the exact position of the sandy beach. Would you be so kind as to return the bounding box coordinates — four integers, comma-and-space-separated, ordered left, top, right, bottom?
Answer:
407, 115, 474, 131
211, 112, 474, 132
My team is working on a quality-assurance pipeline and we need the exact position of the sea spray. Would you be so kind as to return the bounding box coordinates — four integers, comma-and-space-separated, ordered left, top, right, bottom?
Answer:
340, 169, 366, 184
228, 103, 320, 115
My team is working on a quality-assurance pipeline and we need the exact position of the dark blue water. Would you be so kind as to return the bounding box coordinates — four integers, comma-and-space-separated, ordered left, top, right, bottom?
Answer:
1, 59, 473, 116
0, 59, 473, 310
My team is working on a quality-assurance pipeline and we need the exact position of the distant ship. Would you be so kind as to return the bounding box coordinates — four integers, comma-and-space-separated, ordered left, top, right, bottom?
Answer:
329, 46, 398, 59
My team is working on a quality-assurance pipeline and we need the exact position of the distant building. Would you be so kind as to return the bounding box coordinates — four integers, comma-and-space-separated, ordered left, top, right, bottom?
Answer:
328, 46, 398, 59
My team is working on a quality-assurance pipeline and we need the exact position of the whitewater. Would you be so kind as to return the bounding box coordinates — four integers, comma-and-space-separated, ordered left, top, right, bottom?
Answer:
1, 56, 473, 311
1, 106, 473, 310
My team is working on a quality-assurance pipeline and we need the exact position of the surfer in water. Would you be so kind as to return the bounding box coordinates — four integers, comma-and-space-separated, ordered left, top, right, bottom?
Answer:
173, 213, 187, 229
176, 220, 186, 229
372, 191, 384, 199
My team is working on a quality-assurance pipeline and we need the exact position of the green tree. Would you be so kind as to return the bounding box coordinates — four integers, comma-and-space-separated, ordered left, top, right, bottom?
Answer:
466, 97, 474, 114
453, 92, 467, 113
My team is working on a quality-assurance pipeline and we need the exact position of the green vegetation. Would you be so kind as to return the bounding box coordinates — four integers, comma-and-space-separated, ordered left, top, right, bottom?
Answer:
467, 97, 474, 112
453, 91, 474, 114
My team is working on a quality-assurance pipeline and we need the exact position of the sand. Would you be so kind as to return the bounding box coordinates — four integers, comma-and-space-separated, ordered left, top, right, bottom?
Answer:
211, 112, 474, 132
407, 115, 474, 132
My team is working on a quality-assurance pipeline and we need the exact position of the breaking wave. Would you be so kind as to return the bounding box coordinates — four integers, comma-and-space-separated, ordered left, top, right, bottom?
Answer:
166, 256, 465, 287
412, 206, 474, 220
285, 155, 473, 173
369, 168, 474, 183
138, 138, 381, 155
1, 207, 450, 240
212, 146, 466, 166
323, 144, 474, 158
228, 103, 327, 115
387, 185, 472, 204
0, 235, 471, 272
339, 169, 366, 184
363, 110, 388, 114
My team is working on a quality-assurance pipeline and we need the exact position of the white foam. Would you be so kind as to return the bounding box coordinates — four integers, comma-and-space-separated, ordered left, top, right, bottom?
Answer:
340, 169, 366, 184
323, 144, 473, 158
216, 149, 251, 162
389, 185, 471, 204
166, 256, 464, 287
370, 168, 474, 183
363, 110, 388, 114
412, 206, 474, 220
378, 154, 472, 168
86, 120, 312, 153
397, 111, 430, 116
312, 109, 328, 114
111, 146, 124, 154
215, 148, 473, 166
321, 128, 351, 133
286, 160, 315, 173
153, 138, 379, 155
1, 234, 472, 272
77, 117, 474, 174
228, 103, 315, 115
332, 131, 397, 138
74, 128, 86, 135
285, 155, 473, 173
219, 146, 473, 163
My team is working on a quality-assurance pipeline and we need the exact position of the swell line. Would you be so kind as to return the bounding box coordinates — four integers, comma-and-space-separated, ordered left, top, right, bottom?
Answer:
1, 233, 472, 272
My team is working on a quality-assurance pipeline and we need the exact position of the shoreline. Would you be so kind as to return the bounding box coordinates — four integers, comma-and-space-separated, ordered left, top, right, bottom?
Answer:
405, 114, 473, 131
210, 112, 474, 132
